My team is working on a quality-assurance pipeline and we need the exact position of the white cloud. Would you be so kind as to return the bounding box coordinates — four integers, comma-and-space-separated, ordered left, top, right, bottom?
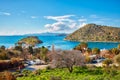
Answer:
90, 15, 99, 18
44, 14, 116, 33
77, 19, 87, 28
78, 18, 87, 28
44, 15, 88, 33
4, 12, 11, 16
0, 12, 11, 16
79, 22, 87, 28
44, 15, 79, 32
45, 21, 77, 32
44, 15, 75, 22
31, 16, 38, 19
78, 19, 87, 22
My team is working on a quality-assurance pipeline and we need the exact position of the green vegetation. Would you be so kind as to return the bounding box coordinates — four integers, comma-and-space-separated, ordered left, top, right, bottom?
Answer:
110, 48, 120, 55
65, 24, 120, 42
17, 36, 43, 46
102, 59, 113, 67
114, 54, 120, 66
35, 46, 49, 62
74, 42, 88, 52
1, 38, 120, 80
0, 45, 49, 71
16, 67, 120, 80
92, 48, 100, 55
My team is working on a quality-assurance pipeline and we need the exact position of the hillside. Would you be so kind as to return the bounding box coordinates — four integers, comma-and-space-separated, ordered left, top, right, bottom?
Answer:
65, 24, 120, 42
17, 36, 43, 46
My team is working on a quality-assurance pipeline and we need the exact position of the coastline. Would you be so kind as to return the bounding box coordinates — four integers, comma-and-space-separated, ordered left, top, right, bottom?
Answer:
64, 39, 120, 43
0, 36, 120, 50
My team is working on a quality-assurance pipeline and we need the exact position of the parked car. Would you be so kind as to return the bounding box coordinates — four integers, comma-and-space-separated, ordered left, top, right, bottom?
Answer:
25, 59, 45, 65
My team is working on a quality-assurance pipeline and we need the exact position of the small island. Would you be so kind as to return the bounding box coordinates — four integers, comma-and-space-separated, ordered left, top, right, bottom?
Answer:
17, 36, 43, 46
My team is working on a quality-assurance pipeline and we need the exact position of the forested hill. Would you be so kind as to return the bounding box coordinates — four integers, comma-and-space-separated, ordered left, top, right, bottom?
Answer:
65, 24, 120, 42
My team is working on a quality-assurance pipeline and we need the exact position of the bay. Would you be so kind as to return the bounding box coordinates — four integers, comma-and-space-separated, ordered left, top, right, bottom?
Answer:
0, 35, 119, 50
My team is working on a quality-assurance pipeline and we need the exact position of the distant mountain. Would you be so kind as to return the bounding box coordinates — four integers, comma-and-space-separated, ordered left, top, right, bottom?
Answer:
24, 32, 68, 36
65, 24, 120, 42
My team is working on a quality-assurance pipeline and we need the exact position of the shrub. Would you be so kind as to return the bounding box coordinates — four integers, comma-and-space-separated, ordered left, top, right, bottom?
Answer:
33, 69, 42, 75
50, 76, 61, 80
22, 69, 32, 76
109, 69, 118, 77
0, 71, 16, 80
102, 59, 113, 67
46, 66, 52, 70
114, 54, 120, 66
4, 71, 16, 80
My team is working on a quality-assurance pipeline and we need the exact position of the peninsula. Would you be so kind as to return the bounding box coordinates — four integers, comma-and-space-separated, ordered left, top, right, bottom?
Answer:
65, 24, 120, 42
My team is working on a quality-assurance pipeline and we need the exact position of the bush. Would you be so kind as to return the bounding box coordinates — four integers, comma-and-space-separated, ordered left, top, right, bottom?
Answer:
22, 69, 32, 76
17, 67, 120, 80
33, 69, 42, 75
102, 59, 113, 67
0, 71, 16, 80
109, 69, 118, 77
4, 71, 16, 80
50, 76, 61, 80
46, 66, 52, 70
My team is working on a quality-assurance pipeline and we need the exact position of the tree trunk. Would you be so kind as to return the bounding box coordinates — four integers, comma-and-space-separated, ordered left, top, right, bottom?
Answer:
68, 66, 73, 73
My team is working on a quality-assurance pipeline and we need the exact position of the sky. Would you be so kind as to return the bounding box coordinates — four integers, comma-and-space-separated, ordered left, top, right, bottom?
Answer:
0, 0, 120, 35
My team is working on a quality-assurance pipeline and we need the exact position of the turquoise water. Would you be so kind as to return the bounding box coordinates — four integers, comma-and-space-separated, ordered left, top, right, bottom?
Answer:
0, 35, 120, 50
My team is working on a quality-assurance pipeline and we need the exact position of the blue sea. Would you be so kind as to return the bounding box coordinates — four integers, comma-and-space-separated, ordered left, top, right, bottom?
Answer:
0, 35, 120, 50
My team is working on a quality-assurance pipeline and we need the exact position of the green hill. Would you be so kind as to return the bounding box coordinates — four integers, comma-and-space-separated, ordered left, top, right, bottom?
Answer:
65, 24, 120, 42
17, 36, 43, 46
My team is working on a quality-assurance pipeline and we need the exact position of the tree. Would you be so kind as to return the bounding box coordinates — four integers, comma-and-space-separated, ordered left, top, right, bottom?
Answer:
92, 48, 100, 55
28, 46, 34, 54
114, 54, 120, 66
85, 56, 91, 63
74, 42, 88, 52
102, 59, 113, 67
4, 71, 16, 80
51, 50, 85, 73
0, 51, 8, 60
14, 46, 23, 52
85, 48, 92, 55
117, 44, 120, 50
110, 48, 119, 55
40, 46, 48, 62
0, 45, 5, 50
79, 42, 88, 49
